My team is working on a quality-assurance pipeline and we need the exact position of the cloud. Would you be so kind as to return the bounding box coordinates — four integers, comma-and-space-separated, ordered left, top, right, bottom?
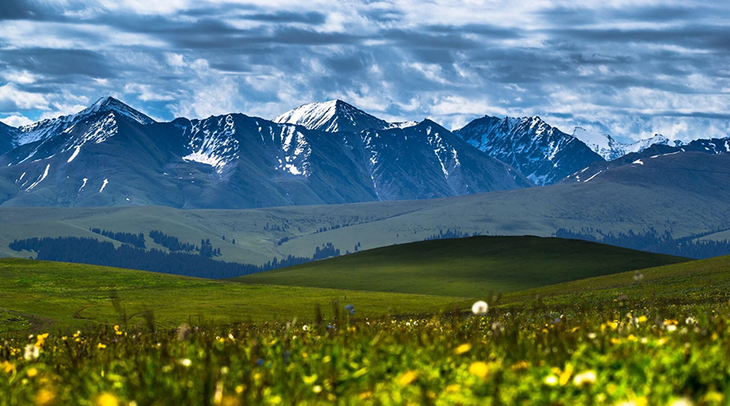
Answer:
0, 0, 729, 142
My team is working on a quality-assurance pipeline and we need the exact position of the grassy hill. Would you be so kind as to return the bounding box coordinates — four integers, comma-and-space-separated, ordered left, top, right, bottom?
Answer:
0, 258, 465, 333
501, 253, 730, 308
233, 236, 687, 297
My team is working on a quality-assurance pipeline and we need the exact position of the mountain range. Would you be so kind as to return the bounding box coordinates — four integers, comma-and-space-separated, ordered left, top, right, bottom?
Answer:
0, 97, 530, 208
0, 96, 725, 209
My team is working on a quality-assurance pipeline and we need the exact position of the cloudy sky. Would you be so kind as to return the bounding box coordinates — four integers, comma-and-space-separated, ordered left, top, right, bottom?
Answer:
1, 0, 730, 142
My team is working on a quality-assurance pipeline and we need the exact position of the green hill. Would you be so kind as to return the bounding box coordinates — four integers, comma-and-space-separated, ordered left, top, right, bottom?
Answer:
502, 254, 730, 309
0, 259, 465, 333
233, 236, 687, 297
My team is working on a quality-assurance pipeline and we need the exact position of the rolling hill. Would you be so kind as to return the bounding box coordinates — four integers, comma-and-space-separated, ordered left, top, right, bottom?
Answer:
502, 253, 730, 309
0, 258, 465, 333
233, 236, 687, 297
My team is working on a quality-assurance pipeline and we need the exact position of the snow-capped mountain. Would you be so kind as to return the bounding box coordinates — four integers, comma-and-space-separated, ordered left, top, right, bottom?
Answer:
454, 115, 604, 185
0, 98, 531, 208
273, 100, 394, 133
572, 127, 670, 161
563, 136, 730, 184
12, 97, 155, 147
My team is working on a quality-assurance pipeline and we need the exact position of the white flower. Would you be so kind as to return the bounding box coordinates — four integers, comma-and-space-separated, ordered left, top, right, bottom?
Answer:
24, 344, 39, 361
302, 325, 309, 331
544, 375, 558, 386
573, 371, 597, 386
666, 324, 677, 332
179, 358, 192, 367
685, 317, 697, 325
669, 398, 695, 406
471, 301, 488, 316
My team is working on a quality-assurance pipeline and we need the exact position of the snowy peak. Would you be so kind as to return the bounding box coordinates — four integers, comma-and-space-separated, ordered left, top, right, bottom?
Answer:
273, 100, 389, 133
454, 115, 603, 185
572, 127, 670, 160
80, 96, 155, 126
15, 96, 154, 147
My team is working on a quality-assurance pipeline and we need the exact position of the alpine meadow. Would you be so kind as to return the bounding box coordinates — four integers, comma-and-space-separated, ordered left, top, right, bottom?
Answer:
3, 1, 730, 405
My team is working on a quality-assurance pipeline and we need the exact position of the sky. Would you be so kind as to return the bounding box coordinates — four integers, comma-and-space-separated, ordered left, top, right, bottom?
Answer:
1, 0, 730, 143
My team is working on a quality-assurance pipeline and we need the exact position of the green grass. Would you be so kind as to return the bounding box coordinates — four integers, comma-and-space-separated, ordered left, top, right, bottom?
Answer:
0, 259, 466, 334
233, 236, 687, 297
3, 256, 730, 405
501, 253, 730, 308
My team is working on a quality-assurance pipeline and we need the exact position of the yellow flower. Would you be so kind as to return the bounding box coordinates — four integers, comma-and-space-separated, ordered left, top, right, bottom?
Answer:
26, 367, 38, 378
97, 343, 107, 349
35, 388, 56, 406
97, 393, 119, 406
398, 371, 417, 385
559, 364, 574, 386
1, 361, 15, 374
313, 385, 323, 394
573, 371, 597, 386
455, 343, 472, 355
544, 375, 558, 386
637, 316, 648, 323
469, 362, 489, 379
446, 384, 461, 393
511, 361, 530, 371
35, 333, 49, 347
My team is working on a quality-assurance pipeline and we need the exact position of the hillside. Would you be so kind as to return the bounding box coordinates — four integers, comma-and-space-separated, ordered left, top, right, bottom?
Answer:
502, 254, 730, 309
233, 236, 687, 297
0, 258, 465, 333
1, 151, 730, 266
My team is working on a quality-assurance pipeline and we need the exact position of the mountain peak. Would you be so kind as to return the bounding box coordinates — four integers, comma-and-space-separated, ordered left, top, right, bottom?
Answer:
273, 100, 389, 133
80, 96, 155, 125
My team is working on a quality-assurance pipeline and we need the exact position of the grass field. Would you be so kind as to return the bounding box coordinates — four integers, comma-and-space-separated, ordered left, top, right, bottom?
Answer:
0, 259, 466, 334
3, 255, 730, 405
234, 236, 687, 297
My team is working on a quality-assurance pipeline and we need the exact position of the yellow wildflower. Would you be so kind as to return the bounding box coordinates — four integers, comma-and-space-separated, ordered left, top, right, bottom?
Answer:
97, 343, 107, 349
455, 343, 471, 355
544, 375, 558, 386
398, 371, 417, 385
559, 364, 574, 386
35, 388, 56, 406
469, 362, 489, 379
26, 367, 38, 378
97, 393, 119, 406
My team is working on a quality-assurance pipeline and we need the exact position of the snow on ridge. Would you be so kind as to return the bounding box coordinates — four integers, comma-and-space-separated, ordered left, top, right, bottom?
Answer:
99, 178, 109, 193
26, 164, 50, 191
183, 115, 239, 173
572, 127, 669, 160
14, 97, 151, 147
67, 146, 81, 163
277, 126, 312, 176
273, 100, 340, 132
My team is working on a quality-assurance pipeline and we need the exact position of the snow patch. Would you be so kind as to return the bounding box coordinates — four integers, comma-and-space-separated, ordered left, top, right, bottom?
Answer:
79, 178, 88, 193
583, 170, 602, 183
632, 159, 644, 165
26, 164, 50, 191
99, 178, 108, 193
67, 146, 81, 163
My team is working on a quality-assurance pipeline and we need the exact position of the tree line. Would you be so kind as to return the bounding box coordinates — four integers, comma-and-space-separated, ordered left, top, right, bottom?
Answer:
9, 236, 340, 279
554, 228, 730, 259
89, 228, 146, 249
